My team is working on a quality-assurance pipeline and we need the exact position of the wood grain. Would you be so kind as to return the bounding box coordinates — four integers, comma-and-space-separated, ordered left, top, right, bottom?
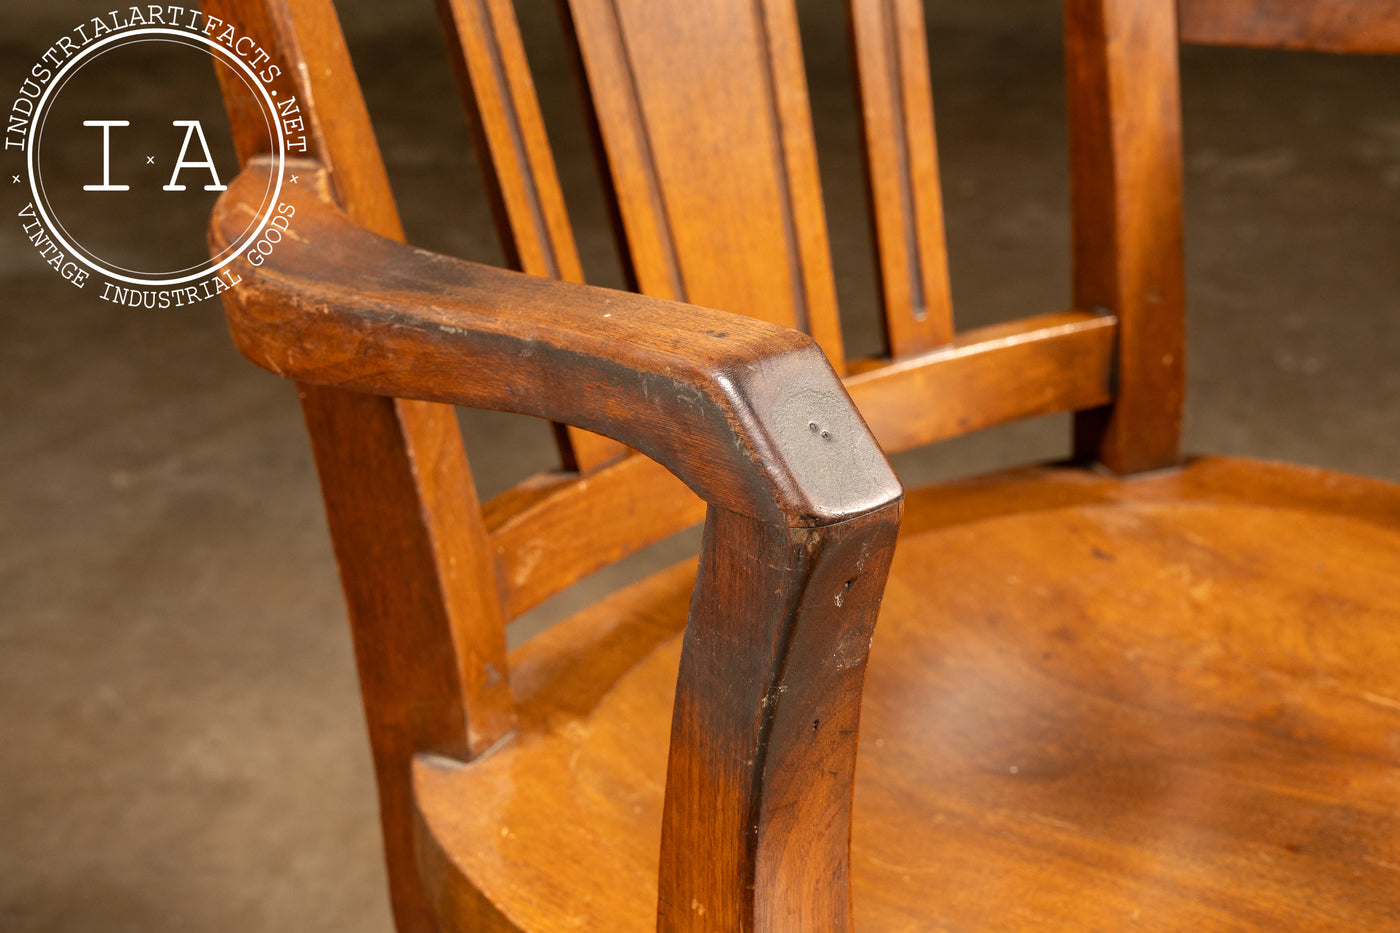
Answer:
217, 156, 904, 930
1179, 0, 1400, 52
660, 504, 900, 931
486, 454, 703, 620
215, 163, 898, 527
205, 3, 1400, 930
561, 0, 847, 372
416, 457, 1400, 932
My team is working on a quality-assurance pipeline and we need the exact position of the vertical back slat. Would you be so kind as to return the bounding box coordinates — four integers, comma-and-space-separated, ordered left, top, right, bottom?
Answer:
208, 2, 513, 930
437, 0, 625, 470
562, 0, 847, 372
1065, 0, 1186, 474
848, 0, 955, 357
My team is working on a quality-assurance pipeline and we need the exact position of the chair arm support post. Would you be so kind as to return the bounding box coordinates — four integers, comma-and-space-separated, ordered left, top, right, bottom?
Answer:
662, 503, 901, 932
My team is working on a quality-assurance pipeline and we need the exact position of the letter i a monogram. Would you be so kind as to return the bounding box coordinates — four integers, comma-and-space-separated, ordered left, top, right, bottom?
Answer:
80, 119, 227, 192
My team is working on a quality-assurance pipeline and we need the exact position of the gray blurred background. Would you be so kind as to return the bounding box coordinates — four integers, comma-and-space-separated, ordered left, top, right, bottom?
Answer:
3, 2, 1398, 930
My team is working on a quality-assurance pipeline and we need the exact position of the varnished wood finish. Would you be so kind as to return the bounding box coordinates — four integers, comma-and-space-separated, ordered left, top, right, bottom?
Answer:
560, 0, 847, 372
436, 0, 624, 470
208, 1, 1400, 930
416, 458, 1400, 932
1065, 0, 1186, 474
846, 311, 1117, 456
847, 0, 955, 355
208, 3, 511, 930
489, 303, 1116, 619
1179, 0, 1400, 53
660, 505, 899, 932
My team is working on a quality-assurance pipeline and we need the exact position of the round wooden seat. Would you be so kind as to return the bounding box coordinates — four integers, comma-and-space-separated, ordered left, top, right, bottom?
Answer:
415, 457, 1400, 931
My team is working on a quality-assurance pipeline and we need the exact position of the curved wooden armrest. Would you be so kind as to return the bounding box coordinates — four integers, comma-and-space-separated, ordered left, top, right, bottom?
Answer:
214, 159, 896, 528
213, 158, 903, 931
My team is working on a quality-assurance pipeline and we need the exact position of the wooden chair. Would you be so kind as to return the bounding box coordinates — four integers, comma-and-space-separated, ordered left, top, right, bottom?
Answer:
207, 0, 1400, 929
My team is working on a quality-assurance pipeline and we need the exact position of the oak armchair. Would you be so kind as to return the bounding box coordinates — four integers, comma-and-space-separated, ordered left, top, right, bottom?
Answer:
210, 0, 1400, 929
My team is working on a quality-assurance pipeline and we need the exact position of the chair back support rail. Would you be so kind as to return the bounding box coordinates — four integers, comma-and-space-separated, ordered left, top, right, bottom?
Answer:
206, 0, 1399, 929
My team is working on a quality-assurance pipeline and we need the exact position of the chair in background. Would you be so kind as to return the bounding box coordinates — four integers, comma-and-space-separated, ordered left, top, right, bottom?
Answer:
207, 0, 1400, 928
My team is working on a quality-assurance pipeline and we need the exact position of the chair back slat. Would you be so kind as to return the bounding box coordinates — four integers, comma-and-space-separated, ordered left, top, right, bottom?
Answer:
1179, 0, 1400, 53
438, 0, 583, 282
848, 0, 955, 356
561, 0, 847, 371
437, 0, 625, 471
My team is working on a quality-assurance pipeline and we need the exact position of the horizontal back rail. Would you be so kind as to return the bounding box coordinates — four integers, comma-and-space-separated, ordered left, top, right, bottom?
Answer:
486, 311, 1117, 618
486, 454, 703, 620
847, 312, 1117, 455
1179, 0, 1400, 53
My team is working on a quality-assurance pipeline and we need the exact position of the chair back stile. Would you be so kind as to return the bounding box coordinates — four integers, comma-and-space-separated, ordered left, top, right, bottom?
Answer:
207, 3, 513, 932
1065, 0, 1187, 473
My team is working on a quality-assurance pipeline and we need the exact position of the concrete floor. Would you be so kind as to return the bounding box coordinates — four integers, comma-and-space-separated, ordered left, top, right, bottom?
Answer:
3, 2, 1399, 931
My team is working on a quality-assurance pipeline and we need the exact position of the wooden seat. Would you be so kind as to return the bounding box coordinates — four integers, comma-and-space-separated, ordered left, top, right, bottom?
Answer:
415, 457, 1400, 930
206, 0, 1400, 930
